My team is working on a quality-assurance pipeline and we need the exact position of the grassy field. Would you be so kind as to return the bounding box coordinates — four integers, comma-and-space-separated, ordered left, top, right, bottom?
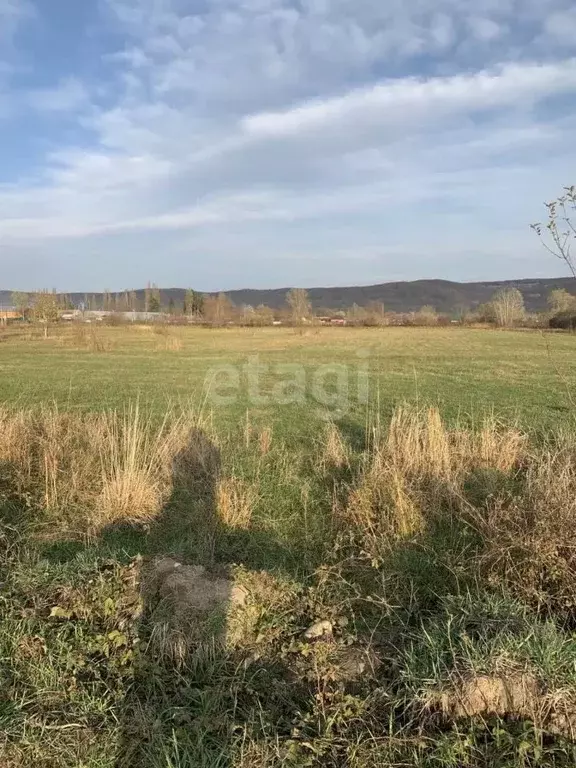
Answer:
2, 325, 576, 767
1, 325, 576, 431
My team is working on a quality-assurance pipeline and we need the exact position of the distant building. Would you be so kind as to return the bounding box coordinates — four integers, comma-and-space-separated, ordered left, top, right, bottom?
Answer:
0, 307, 24, 324
71, 310, 169, 323
318, 316, 347, 326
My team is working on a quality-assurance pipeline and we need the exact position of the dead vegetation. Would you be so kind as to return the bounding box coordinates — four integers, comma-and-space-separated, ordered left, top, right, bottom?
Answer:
321, 421, 350, 470
217, 476, 257, 529
152, 324, 184, 351
477, 448, 576, 613
68, 323, 114, 351
0, 405, 207, 536
344, 405, 527, 547
3, 402, 576, 766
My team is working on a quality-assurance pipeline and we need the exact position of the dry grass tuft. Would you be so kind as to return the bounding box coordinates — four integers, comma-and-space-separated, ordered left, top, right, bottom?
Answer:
0, 404, 206, 537
322, 423, 349, 470
474, 415, 527, 472
258, 426, 273, 456
477, 447, 576, 612
158, 335, 183, 351
341, 405, 576, 617
347, 458, 423, 540
145, 324, 184, 350
152, 325, 183, 351
385, 405, 526, 479
217, 476, 257, 529
344, 405, 527, 551
68, 324, 113, 352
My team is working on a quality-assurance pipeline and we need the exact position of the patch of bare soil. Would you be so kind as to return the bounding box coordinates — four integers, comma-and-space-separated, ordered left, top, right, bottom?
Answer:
439, 674, 539, 719
435, 673, 576, 740
142, 557, 248, 662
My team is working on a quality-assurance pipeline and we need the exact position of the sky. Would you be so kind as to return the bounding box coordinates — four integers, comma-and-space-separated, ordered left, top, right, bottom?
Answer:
0, 0, 575, 291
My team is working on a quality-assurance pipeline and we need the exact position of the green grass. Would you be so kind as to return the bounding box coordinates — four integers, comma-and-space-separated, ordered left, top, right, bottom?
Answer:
1, 325, 576, 433
2, 325, 576, 766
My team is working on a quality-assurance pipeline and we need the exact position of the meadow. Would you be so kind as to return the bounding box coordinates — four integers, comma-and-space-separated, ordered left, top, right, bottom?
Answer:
2, 324, 576, 767
2, 324, 576, 429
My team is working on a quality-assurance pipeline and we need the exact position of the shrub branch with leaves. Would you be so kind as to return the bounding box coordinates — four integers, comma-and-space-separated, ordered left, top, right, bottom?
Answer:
532, 185, 576, 278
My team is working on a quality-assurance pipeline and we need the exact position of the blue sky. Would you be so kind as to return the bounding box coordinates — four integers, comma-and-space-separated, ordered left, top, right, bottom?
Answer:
1, 0, 576, 291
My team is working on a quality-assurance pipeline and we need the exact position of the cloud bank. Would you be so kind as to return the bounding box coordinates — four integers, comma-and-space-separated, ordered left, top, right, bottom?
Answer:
0, 0, 575, 289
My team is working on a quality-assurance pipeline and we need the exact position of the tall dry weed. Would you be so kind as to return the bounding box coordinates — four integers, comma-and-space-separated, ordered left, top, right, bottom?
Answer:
153, 325, 183, 351
216, 476, 257, 529
0, 405, 208, 537
321, 423, 349, 470
257, 426, 273, 456
344, 405, 527, 551
67, 324, 113, 351
477, 446, 576, 612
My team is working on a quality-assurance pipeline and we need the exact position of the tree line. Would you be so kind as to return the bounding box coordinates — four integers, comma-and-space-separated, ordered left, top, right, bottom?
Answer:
7, 182, 576, 333
8, 284, 576, 331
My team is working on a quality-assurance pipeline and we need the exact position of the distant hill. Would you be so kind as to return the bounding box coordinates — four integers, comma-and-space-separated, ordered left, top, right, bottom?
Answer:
2, 277, 576, 314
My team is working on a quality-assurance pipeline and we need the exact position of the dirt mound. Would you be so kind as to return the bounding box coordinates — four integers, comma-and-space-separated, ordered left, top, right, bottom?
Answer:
440, 674, 539, 719
146, 557, 248, 611
142, 557, 248, 662
435, 673, 576, 740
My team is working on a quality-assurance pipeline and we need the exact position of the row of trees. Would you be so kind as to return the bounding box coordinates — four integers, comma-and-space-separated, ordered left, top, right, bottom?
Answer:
283, 286, 576, 329
9, 285, 576, 331
471, 287, 576, 328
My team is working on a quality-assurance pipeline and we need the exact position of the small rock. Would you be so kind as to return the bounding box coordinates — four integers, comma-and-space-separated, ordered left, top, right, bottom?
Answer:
304, 620, 333, 640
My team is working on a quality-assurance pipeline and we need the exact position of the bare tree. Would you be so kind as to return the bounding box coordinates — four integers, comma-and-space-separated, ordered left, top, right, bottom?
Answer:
255, 304, 274, 326
365, 301, 386, 326
204, 293, 234, 325
286, 288, 312, 325
117, 290, 131, 312
415, 305, 439, 326
532, 185, 576, 278
548, 289, 576, 315
491, 288, 525, 328
346, 303, 368, 326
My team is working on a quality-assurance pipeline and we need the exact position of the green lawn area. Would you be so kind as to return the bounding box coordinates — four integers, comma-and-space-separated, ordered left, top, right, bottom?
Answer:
3, 324, 576, 767
1, 325, 575, 434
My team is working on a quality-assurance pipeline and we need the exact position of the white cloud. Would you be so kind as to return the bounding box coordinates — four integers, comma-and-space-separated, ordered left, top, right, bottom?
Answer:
242, 59, 576, 138
26, 78, 89, 113
1, 0, 576, 288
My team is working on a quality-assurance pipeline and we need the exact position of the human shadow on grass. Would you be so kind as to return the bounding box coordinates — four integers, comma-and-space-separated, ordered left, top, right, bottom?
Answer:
100, 429, 306, 768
